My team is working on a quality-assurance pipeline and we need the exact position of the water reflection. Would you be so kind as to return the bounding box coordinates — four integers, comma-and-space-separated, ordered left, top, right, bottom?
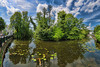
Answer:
3, 38, 100, 67
31, 40, 87, 67
9, 40, 31, 64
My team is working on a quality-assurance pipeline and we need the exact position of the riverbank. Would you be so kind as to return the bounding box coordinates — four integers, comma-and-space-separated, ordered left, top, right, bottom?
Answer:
0, 37, 13, 67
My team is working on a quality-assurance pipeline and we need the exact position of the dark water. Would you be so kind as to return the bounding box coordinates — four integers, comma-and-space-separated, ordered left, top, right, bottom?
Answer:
3, 37, 100, 67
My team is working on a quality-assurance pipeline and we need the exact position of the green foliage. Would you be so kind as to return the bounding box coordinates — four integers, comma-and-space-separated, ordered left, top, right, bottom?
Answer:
0, 17, 5, 31
56, 11, 89, 40
95, 30, 100, 42
53, 27, 64, 41
34, 10, 89, 41
94, 25, 100, 33
10, 11, 33, 40
94, 25, 100, 43
9, 8, 88, 41
2, 29, 8, 35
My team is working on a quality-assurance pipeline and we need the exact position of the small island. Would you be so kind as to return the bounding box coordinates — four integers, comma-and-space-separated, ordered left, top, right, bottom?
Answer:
9, 8, 89, 41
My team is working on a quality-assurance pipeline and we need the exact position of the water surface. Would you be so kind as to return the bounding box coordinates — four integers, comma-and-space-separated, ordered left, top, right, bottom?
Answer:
3, 38, 100, 67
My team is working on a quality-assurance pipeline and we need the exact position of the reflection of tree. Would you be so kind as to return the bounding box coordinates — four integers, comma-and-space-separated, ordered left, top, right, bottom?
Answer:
55, 40, 85, 67
32, 48, 51, 67
33, 40, 86, 67
32, 40, 57, 67
9, 40, 31, 64
96, 42, 100, 49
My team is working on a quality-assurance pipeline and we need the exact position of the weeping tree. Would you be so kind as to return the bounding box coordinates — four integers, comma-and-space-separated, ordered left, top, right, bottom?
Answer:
10, 11, 35, 40
0, 17, 5, 31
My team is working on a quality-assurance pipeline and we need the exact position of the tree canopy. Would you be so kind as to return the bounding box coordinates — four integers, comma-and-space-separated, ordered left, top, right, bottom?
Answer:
10, 11, 33, 40
9, 7, 89, 41
34, 10, 89, 41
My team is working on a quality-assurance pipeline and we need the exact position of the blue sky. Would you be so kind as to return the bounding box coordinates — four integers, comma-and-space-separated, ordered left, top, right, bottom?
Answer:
0, 0, 100, 28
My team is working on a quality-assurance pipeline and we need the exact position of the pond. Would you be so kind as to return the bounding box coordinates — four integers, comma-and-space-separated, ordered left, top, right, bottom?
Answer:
3, 37, 100, 67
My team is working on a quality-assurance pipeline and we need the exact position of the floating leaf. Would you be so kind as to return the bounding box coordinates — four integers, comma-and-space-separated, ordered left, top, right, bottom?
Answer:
41, 58, 43, 59
47, 51, 49, 52
31, 55, 34, 57
37, 52, 39, 53
34, 59, 36, 61
51, 54, 54, 56
50, 57, 53, 59
44, 58, 46, 61
32, 58, 34, 60
39, 53, 41, 55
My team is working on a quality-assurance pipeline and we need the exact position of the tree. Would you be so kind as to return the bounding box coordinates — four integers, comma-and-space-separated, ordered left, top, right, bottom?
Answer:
95, 30, 100, 42
30, 17, 36, 30
94, 25, 100, 33
94, 25, 100, 43
56, 11, 89, 40
34, 10, 89, 41
10, 11, 33, 40
48, 5, 52, 25
0, 17, 5, 31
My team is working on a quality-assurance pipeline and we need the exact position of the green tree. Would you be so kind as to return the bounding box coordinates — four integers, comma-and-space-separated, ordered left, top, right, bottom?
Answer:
34, 7, 54, 40
10, 11, 33, 40
94, 25, 100, 43
34, 10, 89, 41
0, 17, 5, 31
95, 30, 100, 42
94, 25, 100, 33
48, 5, 52, 26
56, 11, 89, 40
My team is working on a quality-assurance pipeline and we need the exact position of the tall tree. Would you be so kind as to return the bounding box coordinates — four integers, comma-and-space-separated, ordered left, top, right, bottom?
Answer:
10, 11, 33, 40
0, 17, 5, 31
30, 17, 36, 30
48, 5, 52, 25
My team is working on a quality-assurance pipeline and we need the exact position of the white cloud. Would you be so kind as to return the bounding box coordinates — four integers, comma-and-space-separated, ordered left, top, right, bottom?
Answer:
81, 0, 100, 13
66, 0, 73, 8
36, 3, 81, 23
13, 0, 34, 10
0, 0, 20, 16
0, 0, 8, 7
51, 5, 70, 23
84, 12, 100, 22
36, 3, 48, 13
75, 0, 84, 7
71, 7, 80, 14
96, 19, 100, 22
74, 12, 80, 17
0, 0, 34, 16
6, 6, 20, 16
